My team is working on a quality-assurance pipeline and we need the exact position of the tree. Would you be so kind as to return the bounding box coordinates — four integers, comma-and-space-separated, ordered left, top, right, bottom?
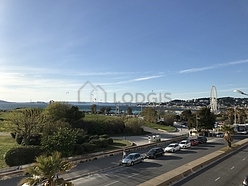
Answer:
221, 124, 234, 147
180, 109, 192, 122
140, 107, 157, 123
106, 107, 111, 115
99, 107, 106, 114
127, 107, 132, 115
43, 102, 84, 128
43, 102, 71, 122
187, 108, 215, 131
91, 104, 97, 114
8, 108, 45, 146
124, 118, 144, 134
224, 108, 234, 124
197, 107, 216, 130
19, 151, 74, 186
41, 128, 79, 157
163, 112, 174, 126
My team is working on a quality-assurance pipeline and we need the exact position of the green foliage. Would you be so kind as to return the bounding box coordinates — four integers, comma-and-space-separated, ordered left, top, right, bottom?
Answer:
89, 138, 109, 148
180, 109, 192, 122
140, 107, 157, 123
127, 107, 132, 115
19, 151, 74, 186
43, 102, 71, 122
73, 144, 84, 155
41, 128, 78, 157
99, 134, 109, 139
76, 134, 90, 144
43, 102, 84, 128
124, 118, 144, 134
4, 146, 43, 166
91, 104, 97, 114
82, 143, 96, 152
83, 114, 125, 135
7, 108, 45, 146
107, 138, 114, 145
188, 107, 216, 130
163, 112, 175, 126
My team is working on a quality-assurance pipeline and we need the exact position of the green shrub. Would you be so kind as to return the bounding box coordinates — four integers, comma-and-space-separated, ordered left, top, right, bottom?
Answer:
107, 138, 114, 145
73, 144, 84, 155
99, 134, 109, 139
89, 135, 99, 140
15, 134, 23, 145
4, 146, 43, 166
89, 138, 109, 148
82, 143, 96, 152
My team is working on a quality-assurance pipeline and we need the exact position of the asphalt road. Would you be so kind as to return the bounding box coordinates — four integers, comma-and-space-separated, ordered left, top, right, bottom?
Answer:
173, 143, 248, 186
0, 135, 245, 186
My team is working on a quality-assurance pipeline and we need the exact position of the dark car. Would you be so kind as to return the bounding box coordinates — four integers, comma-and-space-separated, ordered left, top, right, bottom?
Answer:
146, 147, 164, 159
197, 136, 207, 144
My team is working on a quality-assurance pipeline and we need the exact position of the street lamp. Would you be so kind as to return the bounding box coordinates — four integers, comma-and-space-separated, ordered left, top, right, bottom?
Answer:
234, 89, 248, 96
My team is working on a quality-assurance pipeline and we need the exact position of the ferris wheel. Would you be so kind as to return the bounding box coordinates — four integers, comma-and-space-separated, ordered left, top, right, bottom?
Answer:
210, 86, 218, 113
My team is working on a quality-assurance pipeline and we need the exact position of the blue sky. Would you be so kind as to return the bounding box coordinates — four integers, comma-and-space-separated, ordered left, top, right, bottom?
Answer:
1, 0, 248, 103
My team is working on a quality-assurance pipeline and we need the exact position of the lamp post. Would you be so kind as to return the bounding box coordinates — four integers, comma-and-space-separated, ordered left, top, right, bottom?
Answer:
234, 89, 248, 96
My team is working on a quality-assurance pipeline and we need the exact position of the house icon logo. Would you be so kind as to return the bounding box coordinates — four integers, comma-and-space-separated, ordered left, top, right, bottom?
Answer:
78, 81, 107, 103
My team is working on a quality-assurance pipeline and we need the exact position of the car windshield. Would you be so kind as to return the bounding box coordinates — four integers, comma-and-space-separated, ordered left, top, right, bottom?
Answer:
125, 154, 134, 159
168, 144, 175, 147
148, 149, 155, 153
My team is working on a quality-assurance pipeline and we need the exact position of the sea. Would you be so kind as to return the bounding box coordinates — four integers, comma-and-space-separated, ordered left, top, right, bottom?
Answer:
0, 101, 143, 114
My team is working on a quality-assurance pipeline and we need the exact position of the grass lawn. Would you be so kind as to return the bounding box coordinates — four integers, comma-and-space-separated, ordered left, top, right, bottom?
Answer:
0, 135, 19, 169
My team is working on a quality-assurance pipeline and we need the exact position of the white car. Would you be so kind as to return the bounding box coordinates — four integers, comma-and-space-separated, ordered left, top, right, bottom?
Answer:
164, 143, 181, 152
179, 140, 191, 149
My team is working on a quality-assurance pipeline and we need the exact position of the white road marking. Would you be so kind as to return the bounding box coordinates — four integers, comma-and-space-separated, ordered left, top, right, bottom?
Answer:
104, 181, 119, 186
127, 173, 139, 178
243, 158, 246, 161
215, 177, 220, 181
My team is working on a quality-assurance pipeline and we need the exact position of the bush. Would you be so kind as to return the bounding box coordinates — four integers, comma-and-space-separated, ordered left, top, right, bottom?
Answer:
107, 138, 114, 145
89, 135, 99, 140
76, 135, 90, 144
73, 144, 84, 155
4, 146, 43, 166
89, 138, 109, 148
99, 134, 109, 139
82, 143, 96, 152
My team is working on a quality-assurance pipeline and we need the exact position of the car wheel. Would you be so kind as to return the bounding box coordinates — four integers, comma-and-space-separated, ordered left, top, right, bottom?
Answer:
172, 149, 175, 152
131, 161, 134, 166
154, 155, 157, 159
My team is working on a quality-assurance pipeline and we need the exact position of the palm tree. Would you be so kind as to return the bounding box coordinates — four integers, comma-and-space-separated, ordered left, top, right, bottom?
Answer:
221, 124, 234, 148
19, 151, 74, 186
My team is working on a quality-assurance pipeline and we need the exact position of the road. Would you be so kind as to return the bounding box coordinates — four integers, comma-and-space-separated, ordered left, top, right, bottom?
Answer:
0, 136, 224, 186
0, 134, 246, 186
173, 143, 248, 186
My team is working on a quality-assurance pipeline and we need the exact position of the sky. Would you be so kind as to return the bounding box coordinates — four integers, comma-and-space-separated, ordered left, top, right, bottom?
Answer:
1, 0, 248, 103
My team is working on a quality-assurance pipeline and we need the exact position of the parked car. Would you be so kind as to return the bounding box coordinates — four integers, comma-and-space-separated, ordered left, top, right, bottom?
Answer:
197, 136, 207, 144
216, 132, 224, 138
146, 147, 164, 159
179, 140, 191, 148
243, 175, 248, 186
121, 153, 143, 166
164, 143, 180, 152
189, 139, 199, 146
